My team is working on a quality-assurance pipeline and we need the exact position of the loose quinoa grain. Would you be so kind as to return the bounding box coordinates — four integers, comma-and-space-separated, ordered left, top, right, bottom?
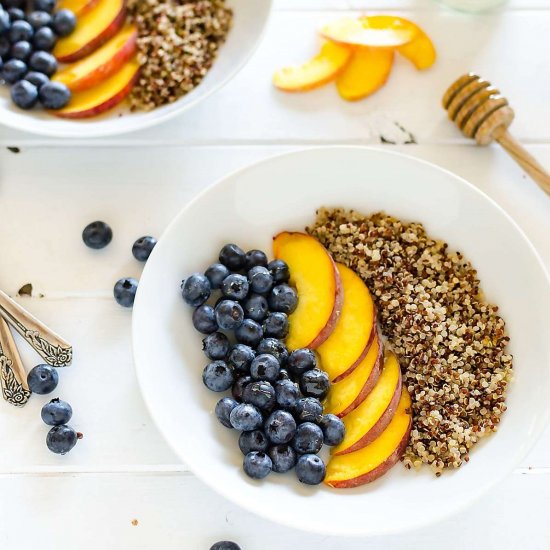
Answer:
308, 208, 513, 475
127, 0, 232, 111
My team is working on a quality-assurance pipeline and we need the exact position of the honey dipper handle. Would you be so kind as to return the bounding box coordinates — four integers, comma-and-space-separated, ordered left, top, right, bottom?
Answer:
495, 130, 550, 196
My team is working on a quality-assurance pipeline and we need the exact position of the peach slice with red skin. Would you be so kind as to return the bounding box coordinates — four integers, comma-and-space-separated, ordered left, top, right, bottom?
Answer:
273, 232, 343, 350
57, 0, 99, 16
325, 388, 412, 488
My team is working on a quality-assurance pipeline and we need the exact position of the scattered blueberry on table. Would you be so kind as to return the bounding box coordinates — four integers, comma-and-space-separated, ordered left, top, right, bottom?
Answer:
114, 277, 138, 308
82, 220, 113, 249
46, 423, 80, 455
209, 541, 241, 550
27, 363, 58, 394
41, 397, 72, 425
132, 235, 157, 262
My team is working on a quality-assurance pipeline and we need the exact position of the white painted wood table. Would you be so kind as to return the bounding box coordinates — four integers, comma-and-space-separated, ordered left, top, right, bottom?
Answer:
1, 0, 550, 548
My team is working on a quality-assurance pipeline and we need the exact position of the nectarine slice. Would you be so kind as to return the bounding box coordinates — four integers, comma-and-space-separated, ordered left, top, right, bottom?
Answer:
54, 0, 126, 63
54, 25, 138, 91
51, 57, 140, 119
273, 41, 352, 92
325, 388, 412, 488
273, 232, 343, 350
323, 333, 383, 418
317, 263, 376, 381
333, 351, 402, 455
58, 0, 99, 16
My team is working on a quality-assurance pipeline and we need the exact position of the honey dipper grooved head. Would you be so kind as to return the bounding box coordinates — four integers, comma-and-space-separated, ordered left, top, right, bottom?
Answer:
442, 73, 515, 146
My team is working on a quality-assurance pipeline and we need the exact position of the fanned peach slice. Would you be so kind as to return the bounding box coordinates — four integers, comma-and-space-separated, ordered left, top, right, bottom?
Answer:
325, 388, 412, 488
317, 263, 376, 382
323, 333, 383, 418
54, 25, 137, 91
321, 16, 416, 48
273, 41, 352, 92
336, 47, 394, 101
51, 57, 140, 119
273, 232, 343, 350
58, 0, 99, 16
333, 352, 402, 455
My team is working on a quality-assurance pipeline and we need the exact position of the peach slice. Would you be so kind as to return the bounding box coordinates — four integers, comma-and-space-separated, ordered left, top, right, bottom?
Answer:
325, 388, 412, 488
321, 16, 416, 48
273, 41, 352, 92
54, 25, 137, 91
317, 263, 376, 382
58, 0, 99, 16
54, 0, 126, 63
51, 57, 140, 119
396, 27, 436, 70
323, 333, 383, 418
273, 232, 343, 350
333, 351, 402, 455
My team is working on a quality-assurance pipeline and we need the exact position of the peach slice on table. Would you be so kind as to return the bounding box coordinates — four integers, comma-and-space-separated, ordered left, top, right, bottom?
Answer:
273, 232, 343, 350
323, 333, 383, 418
325, 388, 412, 488
317, 263, 376, 382
54, 25, 137, 91
57, 0, 99, 16
53, 0, 126, 63
333, 351, 402, 456
273, 41, 352, 92
51, 57, 140, 119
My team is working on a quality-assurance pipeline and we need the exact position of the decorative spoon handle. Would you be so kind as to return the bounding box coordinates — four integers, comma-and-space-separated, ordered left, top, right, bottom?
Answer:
0, 316, 31, 407
0, 289, 72, 367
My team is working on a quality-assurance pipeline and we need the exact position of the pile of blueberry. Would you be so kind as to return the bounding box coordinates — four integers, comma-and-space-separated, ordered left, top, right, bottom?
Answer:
27, 364, 81, 454
0, 0, 75, 110
181, 243, 345, 486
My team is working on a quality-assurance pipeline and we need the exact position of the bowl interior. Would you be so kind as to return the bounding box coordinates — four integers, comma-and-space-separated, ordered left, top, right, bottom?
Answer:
133, 147, 550, 536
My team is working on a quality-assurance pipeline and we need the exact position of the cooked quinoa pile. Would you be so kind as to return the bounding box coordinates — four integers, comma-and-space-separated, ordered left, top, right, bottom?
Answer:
308, 208, 513, 475
127, 0, 233, 111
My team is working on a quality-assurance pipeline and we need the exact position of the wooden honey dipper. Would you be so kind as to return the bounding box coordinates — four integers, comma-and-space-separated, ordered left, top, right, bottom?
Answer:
443, 73, 550, 195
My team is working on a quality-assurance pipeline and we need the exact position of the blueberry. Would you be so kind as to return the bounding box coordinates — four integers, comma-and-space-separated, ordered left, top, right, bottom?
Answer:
291, 422, 324, 454
247, 266, 273, 295
46, 424, 79, 455
82, 220, 112, 249
0, 9, 11, 33
27, 364, 58, 394
52, 9, 76, 36
256, 338, 288, 365
295, 454, 326, 485
265, 409, 296, 445
269, 444, 297, 473
268, 259, 290, 284
24, 70, 48, 89
299, 368, 330, 400
9, 20, 33, 43
287, 348, 316, 376
204, 263, 230, 289
113, 278, 138, 308
41, 398, 72, 426
274, 379, 300, 410
32, 0, 56, 13
220, 273, 249, 301
210, 542, 241, 550
10, 79, 37, 108
243, 451, 271, 480
39, 81, 71, 109
0, 36, 10, 57
268, 284, 298, 314
227, 344, 255, 374
250, 353, 280, 383
244, 249, 267, 270
229, 403, 263, 431
277, 368, 291, 381
2, 0, 26, 8
214, 396, 238, 428
262, 312, 289, 339
238, 429, 268, 455
319, 414, 345, 446
202, 360, 234, 392
29, 50, 56, 75
231, 375, 252, 402
11, 40, 31, 60
192, 304, 217, 334
242, 380, 275, 412
294, 397, 323, 423
202, 332, 229, 360
218, 243, 245, 270
242, 293, 268, 322
214, 299, 244, 330
181, 273, 211, 307
1, 58, 26, 83
7, 8, 25, 21
131, 235, 157, 262
27, 10, 51, 29
33, 26, 56, 50
235, 318, 263, 348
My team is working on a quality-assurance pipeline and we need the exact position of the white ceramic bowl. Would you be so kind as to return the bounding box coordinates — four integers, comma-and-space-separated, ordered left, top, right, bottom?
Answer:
0, 0, 272, 138
133, 147, 550, 536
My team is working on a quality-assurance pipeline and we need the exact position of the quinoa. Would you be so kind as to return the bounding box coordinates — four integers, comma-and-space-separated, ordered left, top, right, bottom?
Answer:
308, 208, 513, 475
127, 0, 232, 111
